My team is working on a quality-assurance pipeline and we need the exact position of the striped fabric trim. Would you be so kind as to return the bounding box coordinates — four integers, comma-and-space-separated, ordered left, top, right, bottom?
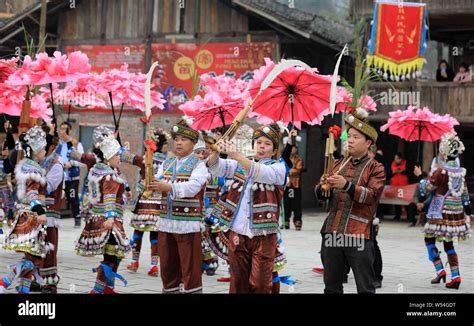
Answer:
121, 151, 135, 165
91, 204, 124, 217
359, 186, 368, 204
45, 211, 61, 219
349, 214, 369, 224
343, 181, 352, 192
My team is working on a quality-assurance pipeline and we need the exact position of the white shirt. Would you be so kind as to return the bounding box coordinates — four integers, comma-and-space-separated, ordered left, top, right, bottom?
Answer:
208, 157, 286, 238
154, 153, 209, 234
43, 158, 64, 228
45, 162, 63, 195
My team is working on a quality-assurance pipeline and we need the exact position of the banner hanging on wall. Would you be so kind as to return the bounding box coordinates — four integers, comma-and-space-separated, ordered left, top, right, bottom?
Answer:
367, 1, 428, 81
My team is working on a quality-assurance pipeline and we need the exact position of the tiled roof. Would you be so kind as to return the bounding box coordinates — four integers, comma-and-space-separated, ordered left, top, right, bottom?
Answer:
232, 0, 352, 48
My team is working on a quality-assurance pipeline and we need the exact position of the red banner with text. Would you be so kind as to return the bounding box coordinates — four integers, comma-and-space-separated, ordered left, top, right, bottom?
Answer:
151, 42, 275, 114
64, 44, 146, 73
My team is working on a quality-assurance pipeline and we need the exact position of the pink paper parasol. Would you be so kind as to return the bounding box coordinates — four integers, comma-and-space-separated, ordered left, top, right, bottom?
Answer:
40, 79, 108, 123
0, 57, 19, 83
30, 95, 53, 122
88, 64, 165, 130
380, 106, 459, 162
0, 82, 26, 116
0, 81, 52, 121
179, 73, 248, 131
334, 87, 377, 114
8, 51, 91, 85
8, 51, 91, 126
183, 102, 243, 131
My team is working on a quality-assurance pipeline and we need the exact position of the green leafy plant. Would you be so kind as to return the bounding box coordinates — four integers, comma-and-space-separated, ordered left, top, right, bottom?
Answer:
339, 18, 397, 109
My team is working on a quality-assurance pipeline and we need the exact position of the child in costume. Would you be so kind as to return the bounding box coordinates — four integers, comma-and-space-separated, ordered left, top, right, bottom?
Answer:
75, 135, 131, 294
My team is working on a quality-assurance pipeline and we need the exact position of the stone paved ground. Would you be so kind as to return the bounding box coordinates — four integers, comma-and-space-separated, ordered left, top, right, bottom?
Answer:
0, 210, 472, 294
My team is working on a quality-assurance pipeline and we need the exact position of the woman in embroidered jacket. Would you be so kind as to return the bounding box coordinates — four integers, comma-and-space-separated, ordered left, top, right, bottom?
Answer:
206, 123, 287, 294
422, 132, 471, 290
37, 125, 64, 293
121, 128, 168, 277
75, 135, 131, 294
0, 126, 51, 294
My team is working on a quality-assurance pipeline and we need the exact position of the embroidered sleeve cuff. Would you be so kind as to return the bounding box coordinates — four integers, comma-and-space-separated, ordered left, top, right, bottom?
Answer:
343, 181, 351, 191
354, 186, 369, 204
104, 211, 117, 219
170, 182, 178, 199
30, 199, 45, 216
29, 199, 44, 210
120, 150, 135, 164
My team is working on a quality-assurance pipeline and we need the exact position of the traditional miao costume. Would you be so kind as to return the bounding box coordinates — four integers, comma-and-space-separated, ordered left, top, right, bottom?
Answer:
207, 123, 287, 293
75, 135, 131, 294
422, 132, 471, 289
69, 125, 114, 230
37, 136, 64, 293
206, 226, 289, 293
0, 127, 53, 294
156, 118, 208, 293
121, 129, 168, 276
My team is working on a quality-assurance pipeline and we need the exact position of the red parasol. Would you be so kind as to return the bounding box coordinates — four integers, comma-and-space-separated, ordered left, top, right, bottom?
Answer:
246, 59, 332, 128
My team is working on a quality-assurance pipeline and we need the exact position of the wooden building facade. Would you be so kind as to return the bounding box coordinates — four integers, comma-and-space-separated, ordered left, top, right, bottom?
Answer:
0, 0, 352, 208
